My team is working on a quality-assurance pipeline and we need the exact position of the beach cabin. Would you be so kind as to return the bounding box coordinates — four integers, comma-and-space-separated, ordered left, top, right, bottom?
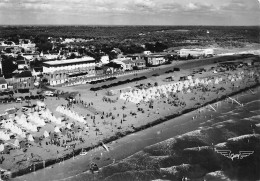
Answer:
21, 105, 36, 113
0, 77, 8, 90
0, 113, 8, 121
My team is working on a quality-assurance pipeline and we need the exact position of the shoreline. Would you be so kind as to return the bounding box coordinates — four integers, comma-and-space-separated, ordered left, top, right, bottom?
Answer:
10, 82, 260, 179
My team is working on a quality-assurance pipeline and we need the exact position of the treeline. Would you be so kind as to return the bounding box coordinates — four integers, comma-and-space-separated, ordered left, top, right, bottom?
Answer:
1, 26, 259, 44
0, 26, 259, 57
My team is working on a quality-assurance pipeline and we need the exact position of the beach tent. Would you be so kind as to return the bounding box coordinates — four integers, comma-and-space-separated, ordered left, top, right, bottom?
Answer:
14, 139, 20, 148
66, 123, 72, 129
28, 134, 34, 142
54, 126, 60, 133
0, 144, 4, 152
43, 130, 49, 138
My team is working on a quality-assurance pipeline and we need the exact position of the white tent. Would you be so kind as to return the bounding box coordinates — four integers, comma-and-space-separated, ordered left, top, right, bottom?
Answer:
14, 139, 20, 148
54, 126, 60, 133
28, 134, 34, 142
43, 130, 49, 138
0, 144, 4, 152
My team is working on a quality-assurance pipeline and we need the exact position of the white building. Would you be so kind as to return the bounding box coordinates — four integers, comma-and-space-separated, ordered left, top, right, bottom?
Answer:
143, 51, 151, 55
179, 48, 214, 58
43, 57, 95, 73
145, 54, 166, 66
42, 56, 95, 85
100, 55, 109, 64
19, 39, 36, 53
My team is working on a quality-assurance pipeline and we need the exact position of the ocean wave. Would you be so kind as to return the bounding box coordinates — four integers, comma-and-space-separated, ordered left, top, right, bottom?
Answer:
244, 115, 260, 121
212, 119, 236, 126
250, 110, 260, 115
243, 99, 260, 107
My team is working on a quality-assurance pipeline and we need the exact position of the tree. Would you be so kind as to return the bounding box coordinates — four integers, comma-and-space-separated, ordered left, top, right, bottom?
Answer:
154, 42, 168, 52
1, 55, 17, 76
108, 51, 117, 60
78, 48, 85, 55
5, 48, 12, 53
36, 42, 53, 52
187, 54, 193, 60
69, 53, 76, 59
30, 58, 42, 68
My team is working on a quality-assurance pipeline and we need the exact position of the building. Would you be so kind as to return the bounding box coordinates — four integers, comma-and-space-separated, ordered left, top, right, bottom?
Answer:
17, 60, 29, 71
134, 59, 146, 69
95, 66, 105, 75
111, 58, 132, 71
100, 55, 109, 64
143, 51, 151, 55
126, 54, 147, 69
0, 77, 8, 90
179, 48, 214, 58
42, 56, 95, 85
22, 53, 40, 62
121, 59, 135, 71
103, 62, 123, 74
0, 56, 2, 75
19, 39, 36, 53
12, 71, 34, 91
144, 54, 166, 66
32, 67, 43, 77
126, 54, 143, 60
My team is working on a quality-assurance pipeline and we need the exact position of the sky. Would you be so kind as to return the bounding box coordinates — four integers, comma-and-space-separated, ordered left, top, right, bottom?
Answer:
0, 0, 259, 25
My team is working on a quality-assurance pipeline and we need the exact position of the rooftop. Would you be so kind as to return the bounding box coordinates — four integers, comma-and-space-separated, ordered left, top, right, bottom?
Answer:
43, 57, 95, 66
121, 59, 135, 64
147, 54, 165, 57
0, 77, 7, 84
14, 71, 32, 78
33, 67, 43, 72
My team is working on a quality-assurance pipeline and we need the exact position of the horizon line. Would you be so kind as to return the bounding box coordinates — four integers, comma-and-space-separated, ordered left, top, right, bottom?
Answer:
0, 24, 260, 27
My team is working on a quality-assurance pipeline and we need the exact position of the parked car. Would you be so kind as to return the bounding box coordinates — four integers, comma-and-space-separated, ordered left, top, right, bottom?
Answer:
66, 96, 76, 103
44, 91, 55, 97
16, 98, 22, 103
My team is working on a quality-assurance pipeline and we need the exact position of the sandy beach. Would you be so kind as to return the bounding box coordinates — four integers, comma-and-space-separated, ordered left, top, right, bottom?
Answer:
14, 81, 260, 181
0, 55, 259, 180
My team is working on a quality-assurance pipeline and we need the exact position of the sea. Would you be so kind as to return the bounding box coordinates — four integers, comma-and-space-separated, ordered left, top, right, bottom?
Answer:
13, 87, 260, 181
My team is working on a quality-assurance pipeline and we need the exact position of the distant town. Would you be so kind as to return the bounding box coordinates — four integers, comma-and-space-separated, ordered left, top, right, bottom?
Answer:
0, 36, 218, 90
